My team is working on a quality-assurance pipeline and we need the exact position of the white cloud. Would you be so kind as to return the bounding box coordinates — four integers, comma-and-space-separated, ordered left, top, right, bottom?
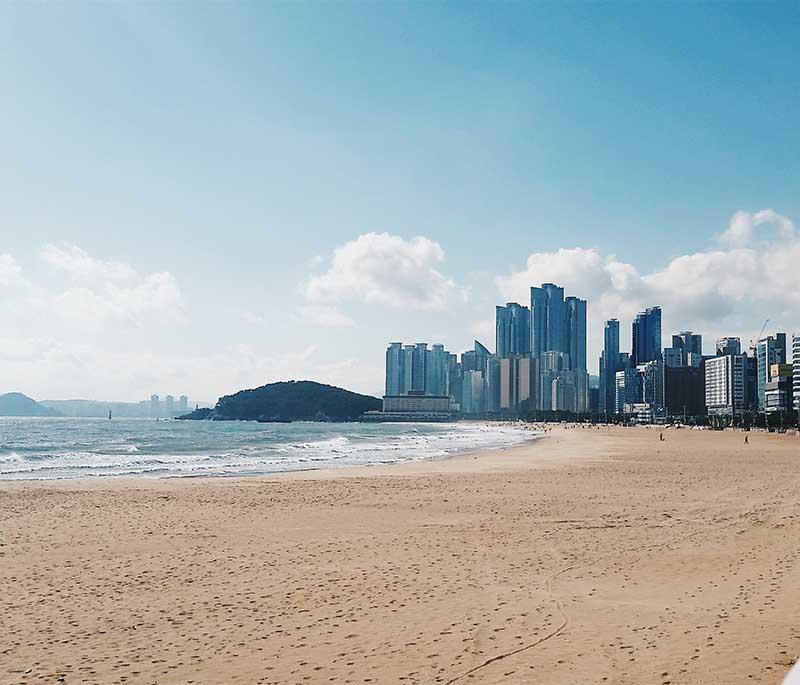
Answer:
40, 244, 137, 282
35, 245, 187, 327
716, 209, 796, 247
0, 253, 25, 287
497, 209, 800, 369
304, 232, 460, 311
51, 272, 185, 327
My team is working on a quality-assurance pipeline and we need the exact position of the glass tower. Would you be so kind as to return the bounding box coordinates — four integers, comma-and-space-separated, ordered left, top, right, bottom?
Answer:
495, 303, 531, 358
632, 306, 662, 365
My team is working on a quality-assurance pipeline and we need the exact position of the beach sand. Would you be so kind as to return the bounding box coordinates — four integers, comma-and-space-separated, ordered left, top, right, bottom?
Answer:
2, 425, 799, 684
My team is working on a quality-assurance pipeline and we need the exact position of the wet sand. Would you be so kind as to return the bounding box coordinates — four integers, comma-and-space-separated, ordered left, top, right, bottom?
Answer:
1, 425, 799, 684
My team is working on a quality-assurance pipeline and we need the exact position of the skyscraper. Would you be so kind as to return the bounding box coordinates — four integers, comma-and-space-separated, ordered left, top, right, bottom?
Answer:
599, 319, 620, 415
385, 342, 404, 396
412, 343, 428, 392
385, 341, 453, 397
756, 334, 786, 409
529, 286, 547, 358
530, 283, 567, 357
495, 303, 531, 358
671, 331, 702, 365
425, 344, 449, 396
632, 306, 662, 365
565, 296, 587, 371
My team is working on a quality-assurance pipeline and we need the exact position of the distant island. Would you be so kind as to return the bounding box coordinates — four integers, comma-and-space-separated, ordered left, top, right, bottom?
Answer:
0, 392, 62, 417
179, 380, 381, 422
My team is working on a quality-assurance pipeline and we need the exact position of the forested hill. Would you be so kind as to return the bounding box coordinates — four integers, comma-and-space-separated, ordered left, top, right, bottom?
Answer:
179, 381, 381, 422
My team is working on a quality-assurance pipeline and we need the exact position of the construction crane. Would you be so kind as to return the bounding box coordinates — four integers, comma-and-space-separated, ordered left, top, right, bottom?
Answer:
749, 318, 770, 353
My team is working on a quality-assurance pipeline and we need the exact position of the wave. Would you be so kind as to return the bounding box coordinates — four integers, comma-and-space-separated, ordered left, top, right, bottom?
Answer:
0, 421, 541, 480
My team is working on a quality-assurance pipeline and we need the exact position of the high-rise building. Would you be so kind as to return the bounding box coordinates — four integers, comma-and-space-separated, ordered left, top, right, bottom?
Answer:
485, 357, 501, 413
756, 334, 786, 409
530, 286, 548, 358
447, 353, 462, 411
744, 354, 758, 411
499, 356, 535, 411
615, 368, 640, 414
461, 370, 485, 414
764, 363, 794, 414
638, 360, 664, 411
412, 343, 428, 393
663, 347, 683, 368
530, 283, 567, 357
671, 331, 702, 365
716, 337, 741, 357
150, 394, 160, 418
541, 283, 566, 354
705, 354, 747, 416
425, 344, 449, 397
632, 306, 661, 365
165, 395, 175, 415
385, 342, 453, 398
385, 342, 404, 396
179, 395, 189, 413
794, 335, 800, 412
527, 282, 588, 412
565, 296, 587, 371
664, 366, 705, 418
551, 373, 579, 412
496, 303, 531, 358
599, 319, 620, 415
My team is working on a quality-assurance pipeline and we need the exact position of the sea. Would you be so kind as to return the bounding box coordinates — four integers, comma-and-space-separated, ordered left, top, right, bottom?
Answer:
0, 417, 539, 480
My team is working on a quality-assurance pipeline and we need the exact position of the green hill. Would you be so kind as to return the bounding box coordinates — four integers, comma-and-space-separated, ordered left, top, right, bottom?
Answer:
179, 380, 381, 422
0, 393, 61, 417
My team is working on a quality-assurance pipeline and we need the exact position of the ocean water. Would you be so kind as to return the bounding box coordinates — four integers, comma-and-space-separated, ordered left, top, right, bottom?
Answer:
0, 417, 539, 480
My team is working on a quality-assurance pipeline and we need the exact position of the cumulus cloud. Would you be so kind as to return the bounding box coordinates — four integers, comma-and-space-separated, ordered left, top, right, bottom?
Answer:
497, 209, 800, 368
304, 233, 460, 313
716, 209, 795, 247
35, 245, 186, 326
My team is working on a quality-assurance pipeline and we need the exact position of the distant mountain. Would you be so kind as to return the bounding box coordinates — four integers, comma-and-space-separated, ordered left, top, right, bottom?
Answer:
179, 380, 381, 422
0, 393, 61, 417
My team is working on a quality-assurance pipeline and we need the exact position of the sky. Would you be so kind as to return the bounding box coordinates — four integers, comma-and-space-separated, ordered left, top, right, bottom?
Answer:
1, 2, 799, 402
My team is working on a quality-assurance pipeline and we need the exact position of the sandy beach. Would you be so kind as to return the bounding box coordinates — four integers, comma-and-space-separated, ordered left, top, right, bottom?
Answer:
2, 425, 799, 684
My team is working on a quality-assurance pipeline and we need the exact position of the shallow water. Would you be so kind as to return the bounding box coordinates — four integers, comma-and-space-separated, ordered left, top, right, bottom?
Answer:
0, 417, 538, 480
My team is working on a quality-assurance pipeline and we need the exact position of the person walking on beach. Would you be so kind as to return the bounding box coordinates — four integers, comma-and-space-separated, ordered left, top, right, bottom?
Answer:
745, 434, 749, 445
659, 432, 665, 442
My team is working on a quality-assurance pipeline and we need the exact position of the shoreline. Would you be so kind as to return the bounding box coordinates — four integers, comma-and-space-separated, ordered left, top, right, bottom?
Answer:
0, 420, 546, 487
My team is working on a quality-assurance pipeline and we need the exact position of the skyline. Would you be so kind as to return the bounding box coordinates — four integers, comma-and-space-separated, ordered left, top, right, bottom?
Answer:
2, 3, 799, 401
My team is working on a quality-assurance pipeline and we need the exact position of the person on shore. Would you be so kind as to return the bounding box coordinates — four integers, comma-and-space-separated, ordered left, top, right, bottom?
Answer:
745, 434, 749, 445
659, 432, 665, 442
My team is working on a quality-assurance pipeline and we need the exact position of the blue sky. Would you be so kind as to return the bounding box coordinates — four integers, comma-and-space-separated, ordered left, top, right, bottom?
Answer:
1, 2, 799, 401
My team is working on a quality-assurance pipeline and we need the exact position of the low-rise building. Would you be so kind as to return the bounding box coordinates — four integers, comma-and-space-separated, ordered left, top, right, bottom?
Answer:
383, 394, 451, 413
